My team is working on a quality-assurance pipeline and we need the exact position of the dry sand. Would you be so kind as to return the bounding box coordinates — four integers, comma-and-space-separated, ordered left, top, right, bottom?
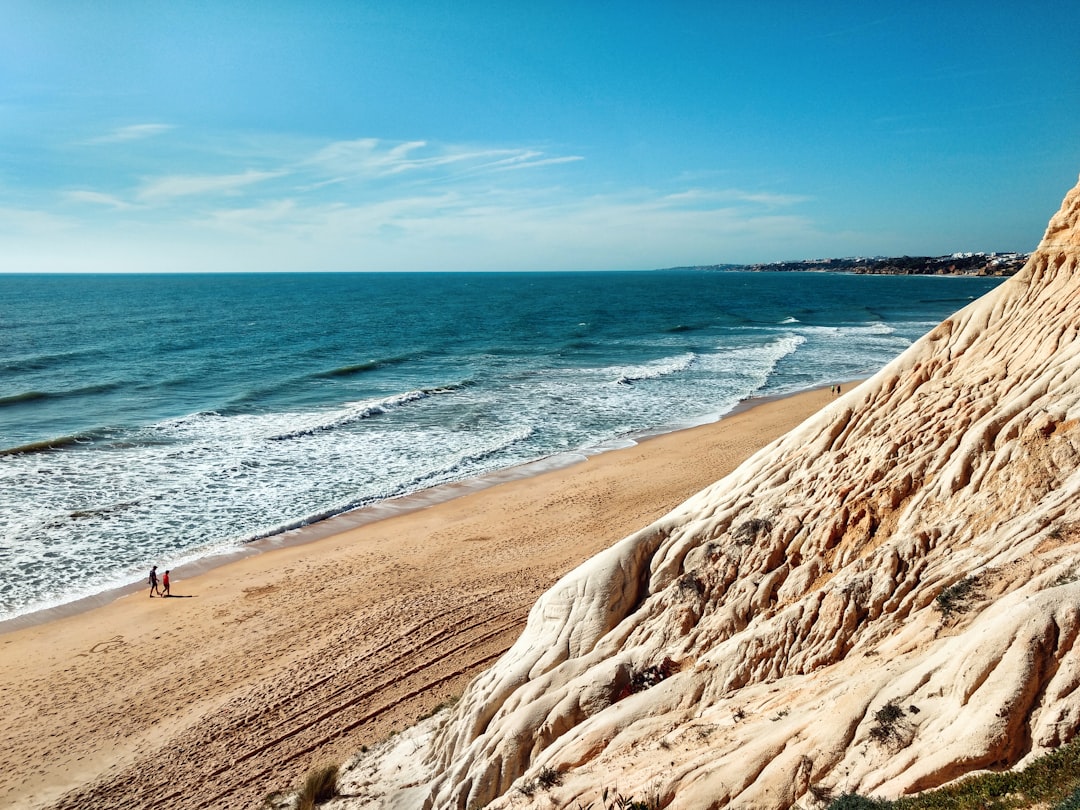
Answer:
0, 385, 841, 810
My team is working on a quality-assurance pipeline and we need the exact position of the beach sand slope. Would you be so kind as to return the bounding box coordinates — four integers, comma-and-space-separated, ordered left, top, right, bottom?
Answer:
0, 384, 833, 810
331, 176, 1080, 810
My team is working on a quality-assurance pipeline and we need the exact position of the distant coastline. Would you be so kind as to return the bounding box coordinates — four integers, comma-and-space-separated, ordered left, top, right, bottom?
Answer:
664, 251, 1030, 276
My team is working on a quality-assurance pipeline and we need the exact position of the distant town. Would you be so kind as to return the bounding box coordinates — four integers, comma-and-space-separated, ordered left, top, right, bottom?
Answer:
666, 251, 1030, 276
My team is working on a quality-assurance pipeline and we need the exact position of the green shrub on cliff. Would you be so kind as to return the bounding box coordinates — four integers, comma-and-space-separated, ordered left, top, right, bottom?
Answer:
826, 737, 1080, 809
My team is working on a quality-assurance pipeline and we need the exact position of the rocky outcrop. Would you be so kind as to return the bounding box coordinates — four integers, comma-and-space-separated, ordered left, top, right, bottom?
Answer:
329, 176, 1080, 809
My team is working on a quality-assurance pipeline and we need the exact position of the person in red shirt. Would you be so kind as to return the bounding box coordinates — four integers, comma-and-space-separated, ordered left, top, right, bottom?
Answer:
161, 570, 171, 597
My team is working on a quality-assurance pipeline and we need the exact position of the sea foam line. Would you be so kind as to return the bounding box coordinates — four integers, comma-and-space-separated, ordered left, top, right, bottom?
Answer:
259, 385, 461, 441
615, 352, 696, 385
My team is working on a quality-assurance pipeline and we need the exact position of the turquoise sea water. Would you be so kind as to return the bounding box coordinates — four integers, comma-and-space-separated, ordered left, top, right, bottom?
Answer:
0, 270, 1005, 621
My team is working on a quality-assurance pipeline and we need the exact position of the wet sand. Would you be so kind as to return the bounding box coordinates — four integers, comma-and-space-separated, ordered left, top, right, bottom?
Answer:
0, 385, 842, 810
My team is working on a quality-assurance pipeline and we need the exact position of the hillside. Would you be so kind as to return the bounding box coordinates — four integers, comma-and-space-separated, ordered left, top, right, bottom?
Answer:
321, 176, 1080, 809
669, 252, 1030, 276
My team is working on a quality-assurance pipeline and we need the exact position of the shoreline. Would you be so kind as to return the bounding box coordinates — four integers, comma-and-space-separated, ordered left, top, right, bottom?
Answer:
0, 381, 857, 636
0, 381, 853, 810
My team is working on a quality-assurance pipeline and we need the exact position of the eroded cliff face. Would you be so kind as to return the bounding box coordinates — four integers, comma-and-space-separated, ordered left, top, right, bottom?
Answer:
331, 176, 1080, 810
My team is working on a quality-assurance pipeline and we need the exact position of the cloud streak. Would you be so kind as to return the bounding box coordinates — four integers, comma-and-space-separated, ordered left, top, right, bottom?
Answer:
87, 124, 175, 144
137, 169, 286, 202
63, 190, 133, 209
305, 139, 583, 180
190, 181, 819, 271
5, 129, 826, 271
662, 189, 812, 207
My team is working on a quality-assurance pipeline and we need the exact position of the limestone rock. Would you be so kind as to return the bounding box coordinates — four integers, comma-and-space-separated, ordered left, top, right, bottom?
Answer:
329, 175, 1080, 809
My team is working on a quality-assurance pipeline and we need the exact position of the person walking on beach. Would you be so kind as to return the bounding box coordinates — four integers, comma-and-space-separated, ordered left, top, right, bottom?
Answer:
148, 565, 161, 597
161, 570, 171, 597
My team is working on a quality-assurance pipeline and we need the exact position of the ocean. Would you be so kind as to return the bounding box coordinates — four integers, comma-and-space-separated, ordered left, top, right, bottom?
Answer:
0, 270, 1005, 622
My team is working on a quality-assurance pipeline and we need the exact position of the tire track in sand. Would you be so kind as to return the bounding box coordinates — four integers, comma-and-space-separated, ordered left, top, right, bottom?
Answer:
48, 592, 532, 810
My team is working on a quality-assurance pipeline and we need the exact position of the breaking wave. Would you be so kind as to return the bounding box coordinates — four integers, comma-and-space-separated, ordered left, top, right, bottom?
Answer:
268, 386, 461, 441
615, 353, 696, 385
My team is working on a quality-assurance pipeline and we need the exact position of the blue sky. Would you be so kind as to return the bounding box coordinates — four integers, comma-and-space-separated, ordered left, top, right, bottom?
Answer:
2, 1, 1078, 272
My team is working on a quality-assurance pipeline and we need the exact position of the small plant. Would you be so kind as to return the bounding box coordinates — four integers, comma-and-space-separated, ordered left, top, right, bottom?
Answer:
868, 701, 905, 744
676, 572, 705, 596
600, 786, 660, 810
809, 783, 834, 804
771, 708, 790, 721
695, 724, 717, 741
296, 763, 338, 810
616, 658, 677, 701
826, 795, 894, 809
537, 766, 563, 789
826, 737, 1080, 808
576, 785, 662, 810
733, 517, 773, 546
935, 575, 979, 618
1054, 568, 1079, 587
517, 766, 563, 797
417, 693, 460, 721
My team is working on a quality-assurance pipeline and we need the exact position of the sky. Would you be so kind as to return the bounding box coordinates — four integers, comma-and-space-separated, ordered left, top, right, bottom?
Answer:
1, 1, 1078, 272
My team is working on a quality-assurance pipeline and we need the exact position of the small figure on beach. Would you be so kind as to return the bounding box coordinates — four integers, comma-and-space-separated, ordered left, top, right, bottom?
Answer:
161, 570, 171, 597
148, 565, 161, 597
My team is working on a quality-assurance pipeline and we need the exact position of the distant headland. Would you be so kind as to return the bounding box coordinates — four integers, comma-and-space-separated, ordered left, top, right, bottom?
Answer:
664, 250, 1030, 276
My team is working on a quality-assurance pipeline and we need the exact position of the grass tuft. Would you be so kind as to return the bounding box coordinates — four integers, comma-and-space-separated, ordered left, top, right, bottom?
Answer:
599, 786, 660, 809
296, 763, 338, 810
416, 693, 460, 722
516, 766, 564, 797
828, 796, 894, 809
935, 575, 979, 618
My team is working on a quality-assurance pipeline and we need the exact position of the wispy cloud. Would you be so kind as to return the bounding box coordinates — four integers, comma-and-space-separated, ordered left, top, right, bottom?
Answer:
137, 169, 286, 202
63, 190, 133, 209
306, 138, 582, 180
8, 128, 829, 271
662, 188, 811, 207
189, 180, 820, 270
486, 153, 584, 172
205, 199, 301, 231
0, 206, 75, 235
87, 123, 175, 144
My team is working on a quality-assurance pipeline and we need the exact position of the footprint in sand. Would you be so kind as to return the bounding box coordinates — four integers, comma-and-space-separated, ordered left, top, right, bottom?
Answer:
243, 584, 277, 598
84, 639, 127, 656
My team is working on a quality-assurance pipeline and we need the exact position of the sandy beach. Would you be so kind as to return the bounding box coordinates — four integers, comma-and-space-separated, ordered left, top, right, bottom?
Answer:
0, 385, 841, 810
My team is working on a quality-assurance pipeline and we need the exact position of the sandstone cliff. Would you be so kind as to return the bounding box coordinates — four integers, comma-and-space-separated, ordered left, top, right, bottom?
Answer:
329, 176, 1080, 809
